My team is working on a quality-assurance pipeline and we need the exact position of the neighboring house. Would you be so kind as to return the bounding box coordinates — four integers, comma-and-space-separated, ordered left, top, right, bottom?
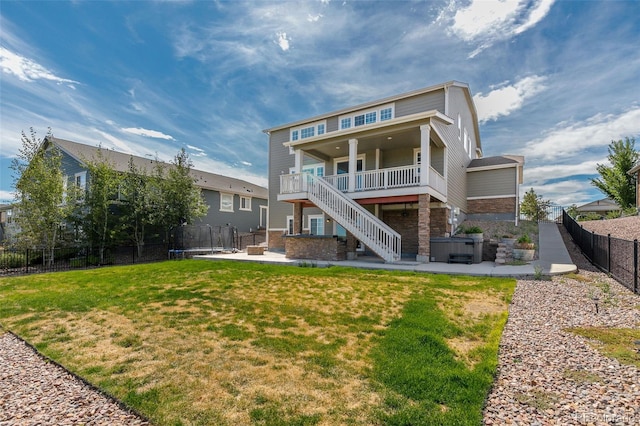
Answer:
44, 137, 268, 233
576, 198, 621, 219
0, 204, 17, 246
264, 81, 524, 263
629, 161, 640, 209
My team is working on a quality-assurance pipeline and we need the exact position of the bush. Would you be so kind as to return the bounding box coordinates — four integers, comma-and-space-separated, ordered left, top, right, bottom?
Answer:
0, 252, 26, 268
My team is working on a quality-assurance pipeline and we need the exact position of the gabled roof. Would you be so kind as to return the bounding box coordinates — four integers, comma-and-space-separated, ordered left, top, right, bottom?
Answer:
629, 160, 640, 175
576, 198, 621, 212
467, 155, 524, 169
46, 137, 268, 199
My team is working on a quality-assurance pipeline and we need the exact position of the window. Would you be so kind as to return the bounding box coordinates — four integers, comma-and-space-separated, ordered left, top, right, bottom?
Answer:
365, 111, 376, 124
75, 171, 86, 190
457, 113, 462, 139
339, 103, 393, 130
286, 216, 294, 235
240, 196, 252, 211
309, 215, 324, 235
6, 209, 12, 224
414, 149, 421, 165
220, 193, 234, 212
464, 129, 469, 154
380, 107, 393, 121
292, 162, 325, 177
290, 120, 326, 141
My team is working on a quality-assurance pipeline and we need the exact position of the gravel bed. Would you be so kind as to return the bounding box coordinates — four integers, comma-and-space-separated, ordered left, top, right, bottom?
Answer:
0, 333, 150, 426
579, 216, 640, 242
484, 225, 640, 425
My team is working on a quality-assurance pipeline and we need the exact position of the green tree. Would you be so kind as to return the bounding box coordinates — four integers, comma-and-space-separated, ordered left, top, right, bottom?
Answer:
152, 149, 208, 237
566, 204, 579, 219
10, 129, 68, 263
120, 157, 157, 256
82, 148, 123, 264
520, 188, 552, 222
591, 137, 638, 209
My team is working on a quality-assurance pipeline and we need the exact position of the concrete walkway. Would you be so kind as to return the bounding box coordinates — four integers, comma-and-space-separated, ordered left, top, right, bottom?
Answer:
196, 222, 577, 278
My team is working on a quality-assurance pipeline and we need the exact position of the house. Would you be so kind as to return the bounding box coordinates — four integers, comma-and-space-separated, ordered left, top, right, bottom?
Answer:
576, 198, 622, 219
44, 137, 268, 233
629, 161, 640, 209
0, 204, 16, 246
264, 81, 524, 263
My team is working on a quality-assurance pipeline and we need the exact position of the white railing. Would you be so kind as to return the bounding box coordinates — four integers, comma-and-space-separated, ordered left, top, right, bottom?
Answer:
281, 173, 401, 262
319, 165, 447, 196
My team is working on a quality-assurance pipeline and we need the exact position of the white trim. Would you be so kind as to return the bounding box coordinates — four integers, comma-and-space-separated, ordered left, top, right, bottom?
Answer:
220, 192, 234, 212
466, 163, 519, 172
283, 111, 453, 147
467, 195, 517, 200
260, 205, 268, 228
290, 119, 327, 141
307, 214, 325, 235
239, 196, 252, 211
286, 215, 294, 235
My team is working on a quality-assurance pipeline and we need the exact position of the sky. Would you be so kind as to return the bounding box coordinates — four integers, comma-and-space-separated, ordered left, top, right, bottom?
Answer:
1, 0, 639, 207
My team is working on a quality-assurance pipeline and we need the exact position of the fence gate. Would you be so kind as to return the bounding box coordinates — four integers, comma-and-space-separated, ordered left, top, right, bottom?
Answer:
540, 204, 564, 223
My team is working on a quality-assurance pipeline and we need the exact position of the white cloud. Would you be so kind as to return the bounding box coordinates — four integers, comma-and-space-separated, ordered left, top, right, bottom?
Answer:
0, 189, 15, 203
0, 47, 78, 85
521, 106, 640, 161
275, 32, 291, 51
307, 14, 323, 22
524, 160, 602, 185
122, 127, 175, 140
521, 179, 595, 206
474, 75, 548, 123
441, 0, 555, 57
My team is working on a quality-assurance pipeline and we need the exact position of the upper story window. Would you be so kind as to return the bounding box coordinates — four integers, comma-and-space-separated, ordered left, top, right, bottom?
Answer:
240, 196, 252, 211
220, 193, 234, 212
339, 103, 394, 130
290, 120, 326, 142
75, 171, 86, 190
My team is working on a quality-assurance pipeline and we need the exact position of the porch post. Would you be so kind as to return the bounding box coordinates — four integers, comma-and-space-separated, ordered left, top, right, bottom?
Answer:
348, 138, 358, 192
420, 124, 431, 186
294, 149, 303, 173
293, 202, 303, 234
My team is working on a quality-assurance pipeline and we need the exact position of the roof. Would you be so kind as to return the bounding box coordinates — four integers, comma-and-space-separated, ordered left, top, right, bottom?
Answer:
576, 198, 621, 212
629, 161, 640, 175
46, 137, 268, 199
467, 155, 524, 169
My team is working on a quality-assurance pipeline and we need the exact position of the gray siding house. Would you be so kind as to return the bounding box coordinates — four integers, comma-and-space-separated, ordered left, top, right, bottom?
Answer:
47, 137, 268, 233
264, 81, 523, 263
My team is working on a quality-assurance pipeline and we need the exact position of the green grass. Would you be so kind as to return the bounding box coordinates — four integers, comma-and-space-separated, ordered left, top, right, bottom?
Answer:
0, 259, 515, 425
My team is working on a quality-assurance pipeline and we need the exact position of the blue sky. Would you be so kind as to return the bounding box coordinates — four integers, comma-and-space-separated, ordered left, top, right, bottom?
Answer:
1, 0, 639, 207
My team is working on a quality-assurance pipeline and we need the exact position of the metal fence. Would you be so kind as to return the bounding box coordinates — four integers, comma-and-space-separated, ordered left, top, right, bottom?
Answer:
0, 243, 169, 276
563, 210, 639, 294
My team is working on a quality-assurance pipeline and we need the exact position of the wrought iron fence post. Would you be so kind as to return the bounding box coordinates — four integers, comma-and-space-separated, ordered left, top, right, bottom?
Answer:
26, 249, 29, 274
634, 239, 638, 294
132, 245, 136, 264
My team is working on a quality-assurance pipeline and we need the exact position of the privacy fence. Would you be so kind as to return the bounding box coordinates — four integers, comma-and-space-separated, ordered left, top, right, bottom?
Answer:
563, 210, 639, 294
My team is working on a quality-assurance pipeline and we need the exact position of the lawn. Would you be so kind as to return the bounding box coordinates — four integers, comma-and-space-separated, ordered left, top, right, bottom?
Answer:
0, 260, 515, 425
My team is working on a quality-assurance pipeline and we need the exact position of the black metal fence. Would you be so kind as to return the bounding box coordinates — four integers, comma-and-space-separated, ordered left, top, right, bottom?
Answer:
563, 210, 639, 294
0, 243, 169, 276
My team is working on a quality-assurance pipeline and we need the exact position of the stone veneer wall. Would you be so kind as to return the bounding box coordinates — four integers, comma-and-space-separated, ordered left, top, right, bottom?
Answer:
467, 197, 516, 215
267, 231, 286, 252
430, 207, 450, 237
284, 235, 346, 261
383, 209, 419, 255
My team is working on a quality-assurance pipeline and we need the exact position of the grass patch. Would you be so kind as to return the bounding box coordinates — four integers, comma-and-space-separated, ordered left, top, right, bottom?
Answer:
0, 260, 515, 425
514, 390, 559, 411
567, 327, 640, 368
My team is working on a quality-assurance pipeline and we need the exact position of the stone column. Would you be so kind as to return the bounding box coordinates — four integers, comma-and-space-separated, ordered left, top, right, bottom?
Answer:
346, 231, 358, 260
293, 202, 303, 235
417, 193, 431, 262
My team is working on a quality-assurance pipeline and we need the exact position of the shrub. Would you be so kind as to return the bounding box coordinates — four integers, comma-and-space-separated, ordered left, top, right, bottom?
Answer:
0, 252, 26, 268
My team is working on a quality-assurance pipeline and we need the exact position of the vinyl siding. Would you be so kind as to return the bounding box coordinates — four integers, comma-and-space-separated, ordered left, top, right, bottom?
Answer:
467, 168, 517, 198
268, 129, 294, 229
395, 90, 446, 117
197, 191, 267, 231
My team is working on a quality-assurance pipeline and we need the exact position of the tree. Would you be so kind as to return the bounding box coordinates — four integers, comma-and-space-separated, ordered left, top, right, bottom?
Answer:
520, 188, 552, 222
591, 137, 638, 209
152, 149, 208, 237
81, 148, 123, 264
566, 204, 579, 219
120, 157, 156, 257
10, 129, 69, 263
